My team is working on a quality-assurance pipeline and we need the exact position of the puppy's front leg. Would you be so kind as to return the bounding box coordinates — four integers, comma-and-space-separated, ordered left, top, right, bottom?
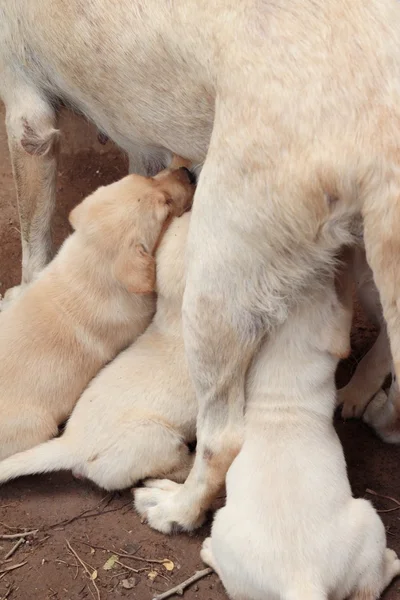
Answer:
2, 83, 59, 308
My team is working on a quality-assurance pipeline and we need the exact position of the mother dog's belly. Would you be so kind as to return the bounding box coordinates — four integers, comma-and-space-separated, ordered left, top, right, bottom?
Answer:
3, 0, 216, 162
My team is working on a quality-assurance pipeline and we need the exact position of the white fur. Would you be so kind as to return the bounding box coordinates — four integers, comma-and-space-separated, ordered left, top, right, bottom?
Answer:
0, 214, 197, 489
337, 248, 400, 443
0, 169, 194, 460
200, 271, 400, 600
4, 0, 400, 531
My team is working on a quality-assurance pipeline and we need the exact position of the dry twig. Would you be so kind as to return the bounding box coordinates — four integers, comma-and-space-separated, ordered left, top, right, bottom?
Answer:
152, 568, 213, 600
0, 585, 14, 599
114, 560, 147, 574
50, 500, 130, 529
366, 488, 400, 513
66, 540, 100, 600
153, 567, 214, 600
0, 530, 37, 540
81, 542, 167, 565
3, 539, 24, 561
0, 562, 27, 576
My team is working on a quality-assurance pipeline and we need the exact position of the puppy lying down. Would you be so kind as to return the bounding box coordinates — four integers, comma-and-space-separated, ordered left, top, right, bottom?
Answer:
0, 212, 197, 490
201, 262, 400, 600
0, 167, 194, 460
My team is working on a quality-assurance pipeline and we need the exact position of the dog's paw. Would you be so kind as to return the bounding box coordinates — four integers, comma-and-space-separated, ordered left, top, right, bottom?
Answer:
134, 479, 206, 534
200, 537, 214, 566
338, 389, 369, 420
362, 390, 388, 426
384, 548, 400, 579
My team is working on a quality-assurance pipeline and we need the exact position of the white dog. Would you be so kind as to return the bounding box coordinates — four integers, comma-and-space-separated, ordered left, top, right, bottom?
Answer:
0, 212, 197, 489
200, 260, 400, 600
0, 167, 194, 460
3, 0, 400, 532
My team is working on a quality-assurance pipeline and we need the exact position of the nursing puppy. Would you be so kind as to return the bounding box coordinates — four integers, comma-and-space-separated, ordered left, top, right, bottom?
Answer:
0, 167, 194, 460
0, 212, 197, 489
201, 260, 400, 600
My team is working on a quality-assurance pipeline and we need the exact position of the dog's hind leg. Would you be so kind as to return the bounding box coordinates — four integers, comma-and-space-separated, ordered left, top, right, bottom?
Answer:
134, 131, 268, 532
134, 110, 339, 533
338, 327, 392, 419
1, 77, 59, 308
363, 384, 400, 443
362, 165, 400, 441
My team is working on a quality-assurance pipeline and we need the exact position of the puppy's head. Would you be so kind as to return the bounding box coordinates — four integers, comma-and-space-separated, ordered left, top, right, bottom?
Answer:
68, 168, 195, 293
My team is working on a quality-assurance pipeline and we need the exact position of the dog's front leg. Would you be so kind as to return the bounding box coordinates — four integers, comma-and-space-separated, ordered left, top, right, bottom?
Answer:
134, 139, 265, 533
2, 84, 59, 309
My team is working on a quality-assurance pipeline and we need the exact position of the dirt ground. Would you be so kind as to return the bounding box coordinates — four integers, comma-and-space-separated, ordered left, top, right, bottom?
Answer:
1, 104, 400, 600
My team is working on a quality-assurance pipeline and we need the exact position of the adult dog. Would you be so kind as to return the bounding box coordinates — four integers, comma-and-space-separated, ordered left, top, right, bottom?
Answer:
2, 0, 400, 533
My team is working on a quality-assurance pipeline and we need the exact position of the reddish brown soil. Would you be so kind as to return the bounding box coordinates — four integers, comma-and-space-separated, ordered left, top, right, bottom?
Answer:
1, 105, 400, 600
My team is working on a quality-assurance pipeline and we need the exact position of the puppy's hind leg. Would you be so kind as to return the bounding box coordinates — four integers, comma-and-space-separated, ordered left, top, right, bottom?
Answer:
1, 78, 59, 308
349, 549, 400, 600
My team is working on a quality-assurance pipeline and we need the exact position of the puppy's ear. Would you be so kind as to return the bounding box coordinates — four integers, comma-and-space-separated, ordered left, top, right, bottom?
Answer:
114, 243, 156, 294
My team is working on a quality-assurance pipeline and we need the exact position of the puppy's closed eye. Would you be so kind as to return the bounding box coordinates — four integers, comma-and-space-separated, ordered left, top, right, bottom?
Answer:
114, 243, 156, 294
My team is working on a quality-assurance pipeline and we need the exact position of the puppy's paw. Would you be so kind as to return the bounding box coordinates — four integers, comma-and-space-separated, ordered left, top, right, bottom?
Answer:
134, 479, 206, 534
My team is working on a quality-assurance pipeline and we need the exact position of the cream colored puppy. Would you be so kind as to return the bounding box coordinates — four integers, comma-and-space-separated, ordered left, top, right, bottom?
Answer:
0, 212, 197, 489
201, 263, 400, 600
0, 167, 194, 460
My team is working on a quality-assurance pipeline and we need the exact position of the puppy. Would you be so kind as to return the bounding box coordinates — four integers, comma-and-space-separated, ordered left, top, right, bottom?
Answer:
0, 212, 197, 489
337, 248, 400, 442
200, 260, 400, 600
0, 167, 194, 460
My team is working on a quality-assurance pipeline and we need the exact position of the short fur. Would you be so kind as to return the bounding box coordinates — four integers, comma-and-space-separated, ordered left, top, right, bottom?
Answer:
3, 0, 400, 531
200, 261, 400, 600
337, 248, 400, 443
0, 213, 197, 488
0, 168, 194, 459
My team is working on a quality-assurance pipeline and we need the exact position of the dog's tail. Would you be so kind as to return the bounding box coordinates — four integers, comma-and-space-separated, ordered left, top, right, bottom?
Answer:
0, 437, 75, 484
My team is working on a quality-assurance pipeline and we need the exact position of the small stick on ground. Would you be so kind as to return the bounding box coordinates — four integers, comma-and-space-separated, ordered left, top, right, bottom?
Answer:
0, 530, 38, 540
3, 538, 24, 561
80, 542, 165, 565
366, 488, 400, 513
0, 561, 27, 575
1, 585, 14, 599
66, 540, 100, 600
115, 560, 147, 574
50, 500, 131, 529
152, 568, 214, 600
0, 523, 19, 532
